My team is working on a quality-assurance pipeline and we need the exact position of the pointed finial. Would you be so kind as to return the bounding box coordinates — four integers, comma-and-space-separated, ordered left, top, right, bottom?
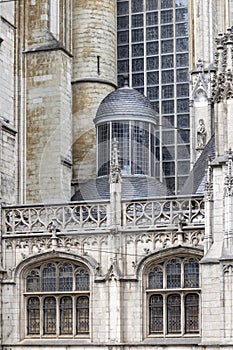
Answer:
122, 73, 129, 87
109, 138, 121, 184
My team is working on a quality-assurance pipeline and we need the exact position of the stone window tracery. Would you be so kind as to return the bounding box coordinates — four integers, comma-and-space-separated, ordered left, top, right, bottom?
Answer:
25, 260, 90, 338
147, 256, 200, 336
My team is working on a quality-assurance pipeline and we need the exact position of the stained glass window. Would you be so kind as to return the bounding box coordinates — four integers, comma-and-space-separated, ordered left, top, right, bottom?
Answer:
149, 294, 163, 333
77, 297, 89, 334
60, 297, 73, 334
59, 263, 73, 291
167, 259, 181, 288
42, 263, 56, 291
149, 266, 163, 289
167, 294, 181, 333
184, 259, 199, 288
185, 294, 199, 333
147, 256, 200, 336
26, 270, 40, 292
117, 0, 190, 194
25, 260, 90, 337
44, 297, 56, 334
27, 297, 40, 334
76, 268, 90, 291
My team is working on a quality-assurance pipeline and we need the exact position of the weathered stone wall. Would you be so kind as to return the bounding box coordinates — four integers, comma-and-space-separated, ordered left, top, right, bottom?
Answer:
0, 5, 16, 205
25, 49, 72, 203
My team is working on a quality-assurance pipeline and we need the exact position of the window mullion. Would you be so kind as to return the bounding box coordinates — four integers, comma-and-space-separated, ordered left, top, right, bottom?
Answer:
181, 292, 185, 336
163, 293, 166, 336
57, 296, 60, 337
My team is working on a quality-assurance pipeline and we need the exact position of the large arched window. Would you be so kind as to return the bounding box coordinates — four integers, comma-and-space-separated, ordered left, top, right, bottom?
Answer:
147, 256, 200, 337
25, 260, 90, 337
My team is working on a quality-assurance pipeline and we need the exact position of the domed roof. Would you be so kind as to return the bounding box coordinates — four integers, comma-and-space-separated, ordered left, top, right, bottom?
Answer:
71, 175, 170, 202
94, 86, 158, 125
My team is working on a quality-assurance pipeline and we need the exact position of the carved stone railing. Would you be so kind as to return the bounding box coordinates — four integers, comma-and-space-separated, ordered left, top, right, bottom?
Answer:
2, 195, 205, 235
122, 196, 205, 228
2, 201, 109, 234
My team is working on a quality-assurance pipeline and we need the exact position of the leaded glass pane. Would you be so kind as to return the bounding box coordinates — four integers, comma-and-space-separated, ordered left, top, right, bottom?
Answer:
162, 85, 174, 98
178, 129, 189, 143
146, 26, 158, 40
60, 297, 73, 334
166, 259, 181, 288
76, 268, 90, 291
167, 294, 181, 333
147, 71, 159, 85
162, 146, 175, 160
132, 28, 144, 42
132, 43, 144, 57
131, 122, 149, 175
162, 130, 174, 144
132, 73, 144, 86
162, 70, 174, 84
98, 123, 110, 176
147, 86, 159, 100
176, 7, 188, 22
177, 83, 189, 96
161, 39, 173, 53
149, 294, 163, 333
185, 294, 199, 333
42, 263, 56, 292
117, 45, 129, 59
146, 41, 159, 55
176, 53, 188, 68
176, 22, 188, 37
161, 0, 173, 8
146, 12, 158, 26
166, 177, 175, 192
117, 1, 129, 16
117, 16, 129, 29
117, 30, 129, 44
177, 69, 189, 82
27, 297, 40, 334
132, 58, 144, 72
44, 297, 56, 334
184, 259, 199, 288
163, 161, 175, 176
76, 297, 89, 334
177, 114, 189, 128
131, 0, 143, 13
161, 55, 174, 69
148, 266, 163, 289
163, 115, 174, 127
177, 98, 189, 113
59, 263, 73, 291
178, 160, 190, 175
178, 145, 190, 158
162, 100, 174, 114
132, 14, 143, 27
147, 56, 159, 70
161, 24, 173, 38
146, 0, 158, 11
26, 270, 40, 292
118, 59, 129, 73
161, 10, 173, 24
176, 38, 188, 52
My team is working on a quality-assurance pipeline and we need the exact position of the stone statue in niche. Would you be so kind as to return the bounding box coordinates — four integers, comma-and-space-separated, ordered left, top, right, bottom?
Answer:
197, 119, 207, 149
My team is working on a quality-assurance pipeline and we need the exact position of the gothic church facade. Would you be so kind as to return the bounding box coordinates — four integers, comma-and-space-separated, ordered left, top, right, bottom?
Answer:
0, 1, 233, 350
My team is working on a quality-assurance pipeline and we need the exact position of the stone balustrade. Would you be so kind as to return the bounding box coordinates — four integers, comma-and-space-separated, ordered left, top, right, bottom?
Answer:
2, 195, 205, 235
